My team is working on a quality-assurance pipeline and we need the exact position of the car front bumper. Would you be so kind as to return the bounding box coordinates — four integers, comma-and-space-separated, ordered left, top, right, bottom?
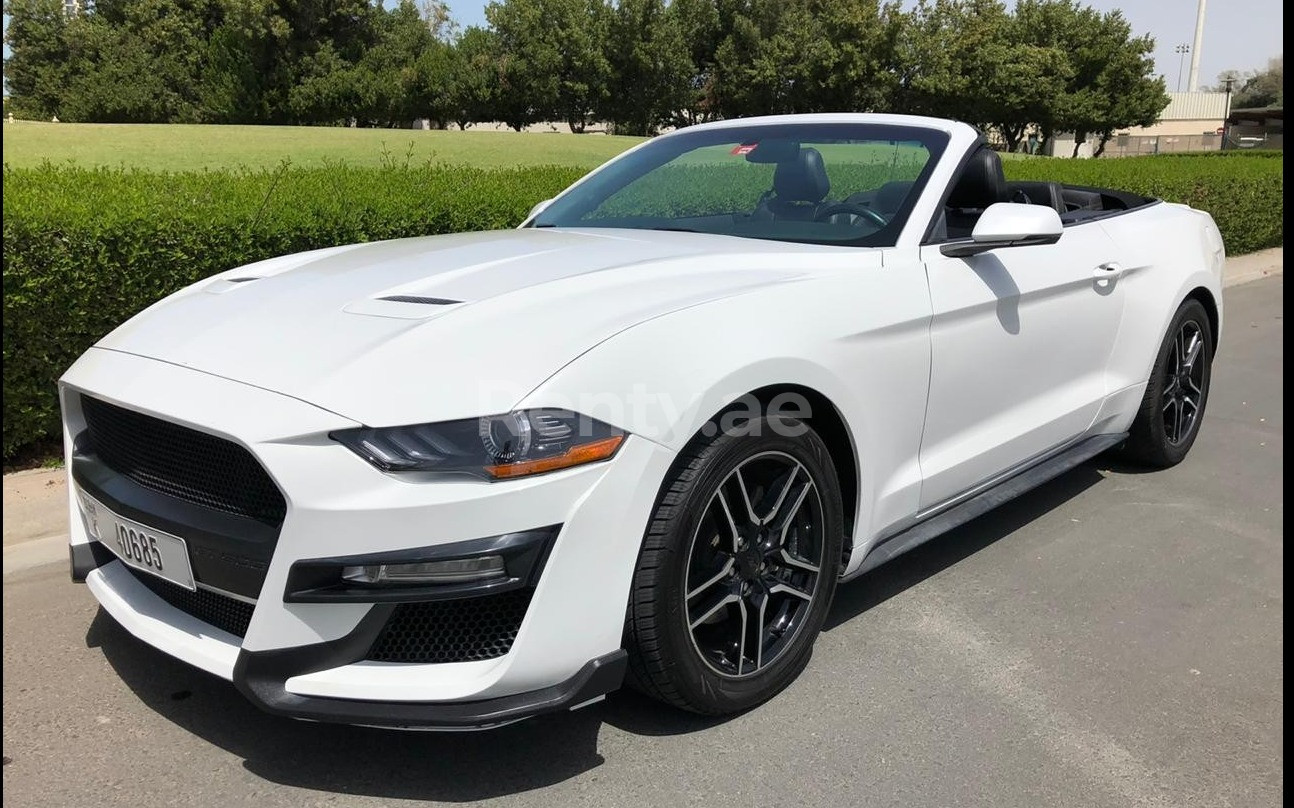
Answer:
61, 347, 675, 729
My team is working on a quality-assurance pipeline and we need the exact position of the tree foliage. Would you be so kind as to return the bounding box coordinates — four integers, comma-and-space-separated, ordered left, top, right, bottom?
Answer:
600, 0, 692, 135
1212, 57, 1283, 109
486, 0, 611, 131
4, 0, 1180, 146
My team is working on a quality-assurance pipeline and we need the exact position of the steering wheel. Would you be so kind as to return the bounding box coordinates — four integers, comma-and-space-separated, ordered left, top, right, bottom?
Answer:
813, 202, 888, 227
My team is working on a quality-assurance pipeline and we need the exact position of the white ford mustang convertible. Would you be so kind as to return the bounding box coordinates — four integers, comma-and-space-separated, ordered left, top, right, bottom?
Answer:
62, 114, 1224, 729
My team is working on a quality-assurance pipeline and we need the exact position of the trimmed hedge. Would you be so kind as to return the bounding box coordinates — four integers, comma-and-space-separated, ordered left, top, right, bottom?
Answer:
2, 152, 1283, 460
1004, 153, 1284, 257
2, 163, 583, 459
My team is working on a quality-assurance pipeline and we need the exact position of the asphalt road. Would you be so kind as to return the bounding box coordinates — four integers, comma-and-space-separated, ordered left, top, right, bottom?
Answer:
3, 276, 1282, 808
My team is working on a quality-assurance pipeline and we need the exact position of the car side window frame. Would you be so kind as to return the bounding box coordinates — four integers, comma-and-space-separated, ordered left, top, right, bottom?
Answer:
919, 136, 991, 247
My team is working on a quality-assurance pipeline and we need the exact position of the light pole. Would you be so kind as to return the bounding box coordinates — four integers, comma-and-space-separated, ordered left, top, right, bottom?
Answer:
1188, 0, 1207, 91
1174, 44, 1191, 92
1221, 77, 1235, 150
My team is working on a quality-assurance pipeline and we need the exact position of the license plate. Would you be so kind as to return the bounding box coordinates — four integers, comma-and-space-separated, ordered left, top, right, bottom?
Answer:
79, 493, 197, 591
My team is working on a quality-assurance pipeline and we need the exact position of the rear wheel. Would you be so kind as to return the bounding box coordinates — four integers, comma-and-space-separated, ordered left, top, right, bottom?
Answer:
625, 415, 843, 715
1122, 299, 1213, 467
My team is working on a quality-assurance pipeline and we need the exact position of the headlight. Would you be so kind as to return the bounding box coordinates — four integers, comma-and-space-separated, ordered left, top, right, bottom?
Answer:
331, 409, 625, 480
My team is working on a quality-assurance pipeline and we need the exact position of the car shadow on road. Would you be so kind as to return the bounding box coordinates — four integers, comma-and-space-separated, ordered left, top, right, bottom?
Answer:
87, 609, 614, 800
824, 463, 1105, 630
84, 461, 1106, 802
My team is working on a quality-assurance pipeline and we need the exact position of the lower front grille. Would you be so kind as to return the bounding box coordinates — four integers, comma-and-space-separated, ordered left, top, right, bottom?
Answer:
127, 565, 255, 639
366, 589, 534, 664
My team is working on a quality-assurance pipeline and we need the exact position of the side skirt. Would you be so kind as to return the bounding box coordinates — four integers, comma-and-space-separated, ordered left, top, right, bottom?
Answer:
844, 432, 1127, 582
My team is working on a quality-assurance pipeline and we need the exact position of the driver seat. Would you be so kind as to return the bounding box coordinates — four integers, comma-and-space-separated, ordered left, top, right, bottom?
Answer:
944, 146, 1007, 239
757, 148, 830, 221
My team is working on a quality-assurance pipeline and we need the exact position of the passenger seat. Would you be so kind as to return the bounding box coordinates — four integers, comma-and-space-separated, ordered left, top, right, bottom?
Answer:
1005, 181, 1065, 215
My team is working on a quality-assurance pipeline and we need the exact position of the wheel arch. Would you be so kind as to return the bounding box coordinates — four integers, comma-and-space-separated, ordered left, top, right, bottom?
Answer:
1184, 286, 1221, 352
677, 383, 861, 570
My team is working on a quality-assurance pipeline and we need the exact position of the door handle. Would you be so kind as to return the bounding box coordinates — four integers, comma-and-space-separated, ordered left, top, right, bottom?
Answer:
1093, 262, 1124, 281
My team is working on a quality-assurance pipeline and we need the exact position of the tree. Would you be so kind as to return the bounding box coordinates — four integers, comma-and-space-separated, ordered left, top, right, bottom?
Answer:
3, 0, 76, 120
892, 0, 1018, 126
1086, 43, 1167, 156
288, 41, 365, 124
599, 0, 693, 135
1008, 0, 1166, 156
486, 0, 611, 131
443, 27, 499, 129
2, 0, 1177, 141
357, 0, 445, 126
57, 0, 230, 123
800, 0, 903, 115
669, 0, 722, 124
710, 0, 900, 119
1231, 56, 1282, 108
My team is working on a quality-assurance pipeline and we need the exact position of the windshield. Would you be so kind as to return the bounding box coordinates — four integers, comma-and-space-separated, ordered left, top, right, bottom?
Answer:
531, 123, 949, 247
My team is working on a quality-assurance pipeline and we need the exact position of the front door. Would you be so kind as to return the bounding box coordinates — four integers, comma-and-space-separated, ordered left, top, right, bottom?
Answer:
916, 223, 1125, 511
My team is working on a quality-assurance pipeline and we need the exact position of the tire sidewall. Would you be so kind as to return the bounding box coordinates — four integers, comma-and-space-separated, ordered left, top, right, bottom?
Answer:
1144, 300, 1214, 464
649, 415, 843, 713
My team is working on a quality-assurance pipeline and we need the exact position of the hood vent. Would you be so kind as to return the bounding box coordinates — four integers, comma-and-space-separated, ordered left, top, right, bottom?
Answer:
378, 295, 462, 305
225, 277, 260, 283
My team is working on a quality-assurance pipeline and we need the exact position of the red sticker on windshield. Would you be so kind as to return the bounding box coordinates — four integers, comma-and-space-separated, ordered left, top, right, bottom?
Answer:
730, 143, 757, 155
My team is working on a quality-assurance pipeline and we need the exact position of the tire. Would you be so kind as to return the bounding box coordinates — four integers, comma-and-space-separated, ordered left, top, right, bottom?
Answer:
625, 414, 844, 715
1122, 298, 1214, 468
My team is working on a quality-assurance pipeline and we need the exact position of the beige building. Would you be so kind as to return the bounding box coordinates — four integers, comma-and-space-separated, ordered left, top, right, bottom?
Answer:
1129, 91, 1230, 136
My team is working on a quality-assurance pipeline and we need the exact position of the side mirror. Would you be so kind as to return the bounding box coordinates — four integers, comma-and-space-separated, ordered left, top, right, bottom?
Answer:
527, 198, 554, 221
940, 202, 1063, 257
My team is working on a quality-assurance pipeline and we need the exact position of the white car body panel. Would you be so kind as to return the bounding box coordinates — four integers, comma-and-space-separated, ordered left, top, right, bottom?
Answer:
915, 224, 1126, 509
59, 113, 1224, 727
96, 228, 820, 426
519, 247, 933, 567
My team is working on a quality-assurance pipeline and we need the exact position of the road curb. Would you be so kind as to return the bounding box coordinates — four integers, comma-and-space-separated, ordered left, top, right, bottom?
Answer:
3, 534, 68, 577
1223, 247, 1283, 288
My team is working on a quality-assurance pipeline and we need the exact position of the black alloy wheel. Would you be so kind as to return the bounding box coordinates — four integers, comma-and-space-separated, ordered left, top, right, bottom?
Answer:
1123, 298, 1214, 467
683, 451, 825, 678
625, 414, 843, 715
1161, 319, 1208, 445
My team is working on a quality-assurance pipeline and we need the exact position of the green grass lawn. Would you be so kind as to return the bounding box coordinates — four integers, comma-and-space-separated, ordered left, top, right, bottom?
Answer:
2, 120, 1049, 173
1, 121, 647, 171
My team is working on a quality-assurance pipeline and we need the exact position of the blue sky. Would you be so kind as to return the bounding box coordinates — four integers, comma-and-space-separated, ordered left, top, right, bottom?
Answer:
3, 0, 1285, 93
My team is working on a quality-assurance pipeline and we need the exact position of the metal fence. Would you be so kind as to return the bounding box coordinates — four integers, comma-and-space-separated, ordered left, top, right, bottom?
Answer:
1037, 131, 1282, 158
1100, 133, 1223, 157
1224, 132, 1283, 151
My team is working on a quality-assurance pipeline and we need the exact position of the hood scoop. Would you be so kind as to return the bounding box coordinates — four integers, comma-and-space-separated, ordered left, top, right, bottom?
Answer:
377, 295, 462, 305
344, 294, 467, 321
205, 276, 264, 295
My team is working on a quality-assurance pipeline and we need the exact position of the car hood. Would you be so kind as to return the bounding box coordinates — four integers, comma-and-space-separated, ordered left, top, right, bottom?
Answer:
97, 228, 835, 426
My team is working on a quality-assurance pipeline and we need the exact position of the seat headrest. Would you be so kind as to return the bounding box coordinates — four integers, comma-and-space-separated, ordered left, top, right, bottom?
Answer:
774, 147, 830, 204
947, 147, 1006, 209
1007, 180, 1066, 215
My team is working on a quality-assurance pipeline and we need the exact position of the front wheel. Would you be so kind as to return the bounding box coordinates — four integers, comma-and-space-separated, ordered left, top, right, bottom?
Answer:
1122, 298, 1214, 467
625, 415, 843, 715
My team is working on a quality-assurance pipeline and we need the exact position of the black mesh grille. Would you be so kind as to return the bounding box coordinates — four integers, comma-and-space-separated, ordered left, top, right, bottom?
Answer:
366, 589, 534, 664
81, 396, 286, 526
128, 566, 256, 639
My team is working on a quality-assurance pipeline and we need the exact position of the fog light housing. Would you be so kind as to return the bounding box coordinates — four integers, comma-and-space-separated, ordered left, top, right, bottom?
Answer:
284, 526, 559, 603
342, 556, 506, 586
